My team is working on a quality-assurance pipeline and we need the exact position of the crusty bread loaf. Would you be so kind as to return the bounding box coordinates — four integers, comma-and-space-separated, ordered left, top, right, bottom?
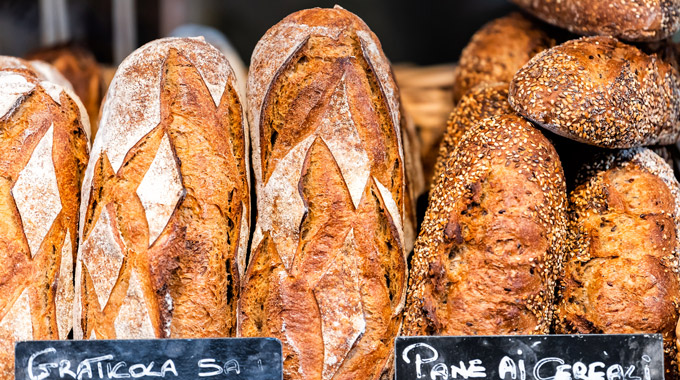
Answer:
0, 70, 89, 377
0, 55, 90, 139
404, 113, 567, 336
512, 0, 680, 42
432, 82, 512, 186
556, 148, 680, 379
28, 45, 103, 138
240, 7, 406, 380
452, 12, 554, 104
402, 108, 424, 253
74, 37, 248, 340
510, 36, 680, 148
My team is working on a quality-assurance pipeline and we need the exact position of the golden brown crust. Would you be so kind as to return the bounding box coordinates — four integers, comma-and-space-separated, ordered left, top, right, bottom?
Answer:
556, 148, 680, 379
432, 82, 512, 186
404, 113, 567, 336
512, 0, 680, 42
28, 45, 103, 137
452, 12, 554, 104
510, 36, 680, 148
0, 72, 89, 377
76, 38, 248, 339
241, 7, 406, 380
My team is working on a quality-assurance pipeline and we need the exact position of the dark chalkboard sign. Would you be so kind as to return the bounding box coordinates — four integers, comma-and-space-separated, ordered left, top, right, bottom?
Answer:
395, 334, 663, 380
15, 338, 282, 380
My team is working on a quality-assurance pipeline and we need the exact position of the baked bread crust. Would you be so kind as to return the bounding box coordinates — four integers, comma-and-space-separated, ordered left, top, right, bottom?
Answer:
510, 36, 680, 148
404, 113, 567, 336
512, 0, 680, 42
241, 7, 406, 380
556, 148, 680, 379
432, 82, 512, 186
452, 12, 554, 104
0, 70, 89, 376
74, 37, 249, 340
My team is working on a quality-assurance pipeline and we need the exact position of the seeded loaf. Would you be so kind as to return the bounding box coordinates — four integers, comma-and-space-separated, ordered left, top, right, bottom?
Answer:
510, 36, 680, 149
74, 37, 249, 340
452, 12, 554, 104
240, 7, 407, 380
512, 0, 680, 42
432, 82, 512, 186
404, 113, 567, 336
556, 148, 680, 379
0, 70, 90, 377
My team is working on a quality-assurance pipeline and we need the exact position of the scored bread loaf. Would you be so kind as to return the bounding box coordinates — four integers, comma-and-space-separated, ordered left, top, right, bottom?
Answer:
404, 113, 567, 336
240, 7, 407, 380
0, 70, 89, 376
556, 148, 680, 379
28, 45, 104, 138
74, 37, 249, 339
511, 0, 680, 42
510, 36, 680, 148
452, 12, 554, 104
432, 82, 512, 186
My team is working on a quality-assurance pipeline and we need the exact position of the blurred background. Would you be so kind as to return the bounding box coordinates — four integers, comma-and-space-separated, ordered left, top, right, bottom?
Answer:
0, 0, 512, 65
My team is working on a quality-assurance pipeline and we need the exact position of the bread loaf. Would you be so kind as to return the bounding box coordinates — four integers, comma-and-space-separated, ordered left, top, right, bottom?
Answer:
28, 45, 104, 138
452, 12, 554, 104
556, 148, 680, 379
0, 70, 89, 376
432, 82, 512, 186
74, 37, 248, 339
510, 36, 680, 148
404, 113, 567, 336
0, 55, 90, 139
240, 7, 406, 379
511, 0, 680, 42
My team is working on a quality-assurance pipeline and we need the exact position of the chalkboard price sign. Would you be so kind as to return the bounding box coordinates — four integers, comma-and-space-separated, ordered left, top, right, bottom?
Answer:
15, 338, 282, 380
395, 334, 664, 380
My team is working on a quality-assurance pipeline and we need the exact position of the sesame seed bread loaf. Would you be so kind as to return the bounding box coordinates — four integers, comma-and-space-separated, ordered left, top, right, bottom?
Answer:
432, 82, 512, 186
404, 113, 568, 336
556, 148, 680, 379
452, 12, 554, 104
0, 70, 89, 377
240, 7, 406, 379
511, 0, 680, 42
74, 37, 249, 340
510, 36, 680, 149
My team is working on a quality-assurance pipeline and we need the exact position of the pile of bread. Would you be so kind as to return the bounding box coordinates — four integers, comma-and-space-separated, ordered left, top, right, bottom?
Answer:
1, 1, 680, 379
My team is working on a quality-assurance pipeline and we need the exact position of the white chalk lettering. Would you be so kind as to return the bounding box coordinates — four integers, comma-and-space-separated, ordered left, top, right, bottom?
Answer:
161, 360, 178, 377
60, 359, 76, 379
402, 343, 439, 379
499, 356, 517, 379
606, 365, 624, 380
28, 348, 56, 380
223, 360, 240, 374
107, 362, 130, 379
430, 363, 448, 380
198, 359, 223, 377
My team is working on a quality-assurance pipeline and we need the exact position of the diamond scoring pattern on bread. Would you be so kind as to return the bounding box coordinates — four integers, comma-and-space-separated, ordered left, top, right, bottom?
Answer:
240, 7, 406, 380
75, 38, 249, 340
0, 70, 89, 377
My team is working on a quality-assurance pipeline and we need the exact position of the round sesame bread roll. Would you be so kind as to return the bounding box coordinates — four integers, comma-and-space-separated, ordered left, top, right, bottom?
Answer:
404, 113, 568, 336
452, 12, 554, 104
556, 148, 680, 379
432, 82, 512, 186
510, 36, 680, 149
511, 0, 680, 42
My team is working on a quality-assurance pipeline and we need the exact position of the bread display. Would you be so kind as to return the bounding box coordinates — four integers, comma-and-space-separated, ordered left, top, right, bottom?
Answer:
0, 70, 89, 376
432, 82, 512, 185
74, 37, 249, 340
510, 36, 680, 149
452, 12, 554, 104
404, 113, 567, 336
27, 45, 104, 138
511, 0, 680, 42
556, 148, 680, 378
240, 7, 407, 379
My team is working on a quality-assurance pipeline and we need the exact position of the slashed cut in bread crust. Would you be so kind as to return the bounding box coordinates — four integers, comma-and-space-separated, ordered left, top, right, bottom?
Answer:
241, 6, 407, 380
